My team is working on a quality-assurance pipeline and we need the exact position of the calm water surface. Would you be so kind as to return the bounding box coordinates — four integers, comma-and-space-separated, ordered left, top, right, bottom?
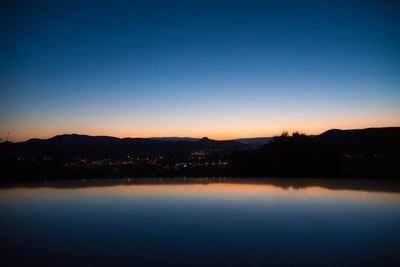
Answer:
1, 178, 400, 266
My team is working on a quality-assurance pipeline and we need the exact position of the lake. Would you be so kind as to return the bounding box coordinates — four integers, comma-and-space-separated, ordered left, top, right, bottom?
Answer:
1, 178, 400, 266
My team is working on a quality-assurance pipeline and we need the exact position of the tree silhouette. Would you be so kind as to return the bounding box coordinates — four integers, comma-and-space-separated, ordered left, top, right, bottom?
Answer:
230, 132, 339, 177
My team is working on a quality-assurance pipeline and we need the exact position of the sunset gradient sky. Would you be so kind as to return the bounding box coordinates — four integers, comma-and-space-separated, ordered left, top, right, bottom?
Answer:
1, 0, 399, 142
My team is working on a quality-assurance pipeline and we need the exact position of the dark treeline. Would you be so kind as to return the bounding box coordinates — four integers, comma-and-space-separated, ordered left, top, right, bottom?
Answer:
229, 132, 340, 178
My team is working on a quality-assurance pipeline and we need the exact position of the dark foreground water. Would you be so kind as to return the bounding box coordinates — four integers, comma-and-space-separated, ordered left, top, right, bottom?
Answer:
1, 178, 400, 266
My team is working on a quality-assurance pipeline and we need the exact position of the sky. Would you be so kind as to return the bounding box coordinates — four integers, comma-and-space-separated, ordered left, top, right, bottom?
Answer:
1, 0, 399, 142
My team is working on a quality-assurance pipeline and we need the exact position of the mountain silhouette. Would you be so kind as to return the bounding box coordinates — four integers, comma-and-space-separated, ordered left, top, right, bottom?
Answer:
230, 127, 400, 179
315, 127, 400, 155
1, 127, 399, 180
0, 134, 245, 160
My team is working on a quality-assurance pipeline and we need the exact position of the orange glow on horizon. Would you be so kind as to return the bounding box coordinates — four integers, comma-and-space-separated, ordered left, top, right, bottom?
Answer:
6, 122, 400, 143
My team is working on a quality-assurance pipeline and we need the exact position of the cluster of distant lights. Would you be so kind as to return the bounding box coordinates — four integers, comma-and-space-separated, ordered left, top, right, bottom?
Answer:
14, 149, 230, 169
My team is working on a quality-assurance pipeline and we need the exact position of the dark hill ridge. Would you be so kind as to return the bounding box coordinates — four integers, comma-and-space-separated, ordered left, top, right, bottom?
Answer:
1, 127, 400, 180
229, 127, 400, 179
1, 127, 399, 160
0, 134, 246, 159
315, 127, 400, 155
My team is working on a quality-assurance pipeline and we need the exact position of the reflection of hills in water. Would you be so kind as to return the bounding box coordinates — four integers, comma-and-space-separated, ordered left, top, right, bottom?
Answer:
3, 177, 400, 193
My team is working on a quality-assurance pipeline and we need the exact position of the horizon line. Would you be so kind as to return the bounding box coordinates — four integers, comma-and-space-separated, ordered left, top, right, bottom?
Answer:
3, 126, 400, 143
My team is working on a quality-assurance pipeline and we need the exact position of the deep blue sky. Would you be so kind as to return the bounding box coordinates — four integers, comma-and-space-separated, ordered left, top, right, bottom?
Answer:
1, 0, 399, 141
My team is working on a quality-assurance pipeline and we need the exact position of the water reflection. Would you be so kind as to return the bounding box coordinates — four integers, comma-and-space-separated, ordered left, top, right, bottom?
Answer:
3, 177, 400, 192
1, 179, 400, 266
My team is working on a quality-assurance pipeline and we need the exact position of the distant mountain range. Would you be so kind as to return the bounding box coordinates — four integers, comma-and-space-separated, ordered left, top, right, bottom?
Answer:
0, 135, 247, 159
149, 137, 200, 142
150, 137, 272, 145
1, 127, 399, 160
1, 127, 400, 180
146, 127, 400, 151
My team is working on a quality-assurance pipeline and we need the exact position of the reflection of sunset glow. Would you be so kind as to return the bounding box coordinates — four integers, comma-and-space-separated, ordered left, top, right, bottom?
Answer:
2, 183, 400, 203
1, 182, 399, 267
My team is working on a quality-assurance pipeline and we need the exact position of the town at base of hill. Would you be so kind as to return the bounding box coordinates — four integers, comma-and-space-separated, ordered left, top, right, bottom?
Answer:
1, 127, 399, 181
